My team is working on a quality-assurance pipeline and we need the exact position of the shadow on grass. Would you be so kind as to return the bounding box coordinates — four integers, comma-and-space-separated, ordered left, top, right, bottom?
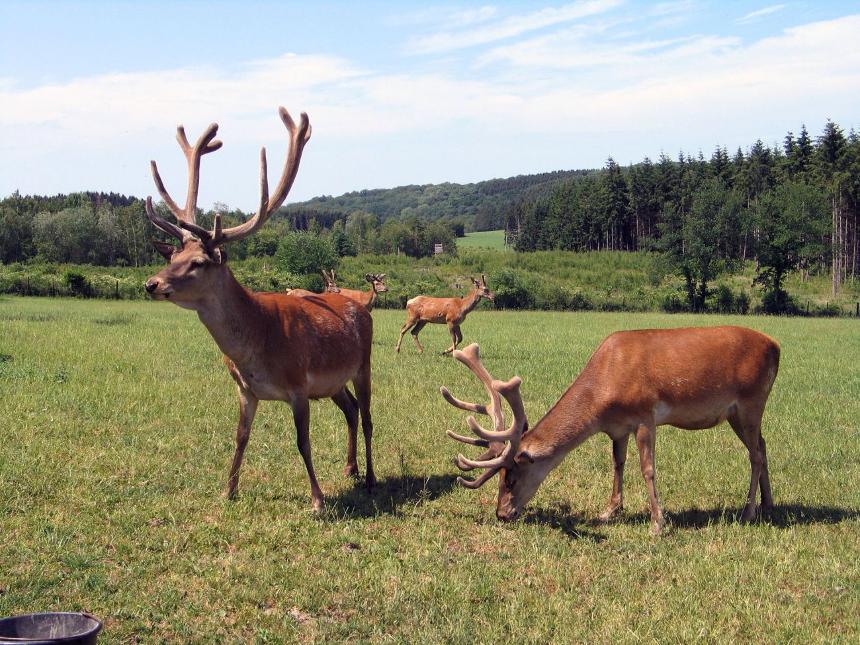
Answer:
610, 503, 859, 530
323, 473, 459, 519
523, 504, 607, 542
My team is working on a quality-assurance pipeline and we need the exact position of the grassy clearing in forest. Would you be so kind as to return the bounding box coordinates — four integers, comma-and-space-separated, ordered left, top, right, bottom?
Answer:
1, 296, 858, 642
456, 229, 509, 251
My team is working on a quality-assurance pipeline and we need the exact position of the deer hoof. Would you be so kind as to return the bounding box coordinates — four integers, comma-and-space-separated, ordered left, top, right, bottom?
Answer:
343, 463, 360, 478
740, 504, 759, 524
597, 505, 622, 523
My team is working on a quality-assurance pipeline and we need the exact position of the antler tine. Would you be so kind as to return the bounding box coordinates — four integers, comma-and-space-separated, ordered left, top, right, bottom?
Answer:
145, 196, 193, 243
441, 344, 528, 487
148, 121, 221, 240
181, 123, 221, 226
457, 468, 501, 490
216, 107, 311, 246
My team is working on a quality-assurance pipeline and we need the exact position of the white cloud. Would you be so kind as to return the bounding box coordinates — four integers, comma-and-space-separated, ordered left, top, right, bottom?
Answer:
405, 0, 624, 54
737, 4, 787, 24
389, 5, 499, 29
0, 13, 858, 208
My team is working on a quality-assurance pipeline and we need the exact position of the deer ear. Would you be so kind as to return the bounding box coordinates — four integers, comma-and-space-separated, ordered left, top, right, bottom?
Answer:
152, 240, 177, 262
365, 273, 374, 282
514, 450, 534, 465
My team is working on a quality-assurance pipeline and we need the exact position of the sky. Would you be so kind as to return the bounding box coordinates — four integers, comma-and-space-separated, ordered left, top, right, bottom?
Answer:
1, 0, 859, 211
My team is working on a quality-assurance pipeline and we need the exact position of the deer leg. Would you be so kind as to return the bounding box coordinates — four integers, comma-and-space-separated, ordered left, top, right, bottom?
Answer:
442, 322, 459, 354
411, 321, 427, 353
728, 406, 766, 523
635, 422, 664, 535
352, 364, 376, 491
758, 436, 773, 511
396, 317, 416, 353
291, 396, 324, 512
331, 387, 360, 478
598, 434, 630, 522
225, 387, 259, 500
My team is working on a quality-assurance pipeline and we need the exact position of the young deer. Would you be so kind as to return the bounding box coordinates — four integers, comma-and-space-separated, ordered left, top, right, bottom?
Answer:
395, 275, 493, 355
440, 327, 780, 534
323, 270, 388, 311
143, 107, 375, 511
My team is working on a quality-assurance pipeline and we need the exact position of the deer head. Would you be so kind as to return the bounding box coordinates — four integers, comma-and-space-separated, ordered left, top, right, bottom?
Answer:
471, 275, 494, 302
144, 107, 311, 306
365, 273, 388, 294
441, 344, 550, 521
322, 269, 341, 293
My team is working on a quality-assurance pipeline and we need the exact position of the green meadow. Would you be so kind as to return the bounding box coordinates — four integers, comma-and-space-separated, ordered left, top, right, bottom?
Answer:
1, 296, 858, 642
455, 229, 509, 251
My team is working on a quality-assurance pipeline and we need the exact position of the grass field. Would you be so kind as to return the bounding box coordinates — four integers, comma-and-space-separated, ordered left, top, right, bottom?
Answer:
456, 229, 509, 251
1, 296, 858, 642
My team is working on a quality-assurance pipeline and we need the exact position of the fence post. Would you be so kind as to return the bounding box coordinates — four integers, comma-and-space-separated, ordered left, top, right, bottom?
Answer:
856, 302, 859, 317
115, 280, 120, 299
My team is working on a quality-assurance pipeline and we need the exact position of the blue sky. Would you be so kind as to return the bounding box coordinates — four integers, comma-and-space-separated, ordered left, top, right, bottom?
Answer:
1, 1, 858, 210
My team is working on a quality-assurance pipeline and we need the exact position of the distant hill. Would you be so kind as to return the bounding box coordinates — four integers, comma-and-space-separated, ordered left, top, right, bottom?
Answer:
282, 169, 595, 231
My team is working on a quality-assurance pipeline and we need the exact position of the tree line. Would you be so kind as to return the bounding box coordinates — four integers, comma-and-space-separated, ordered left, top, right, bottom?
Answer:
508, 121, 860, 312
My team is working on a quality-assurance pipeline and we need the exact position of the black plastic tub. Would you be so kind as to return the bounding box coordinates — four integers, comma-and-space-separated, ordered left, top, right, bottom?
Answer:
0, 613, 102, 644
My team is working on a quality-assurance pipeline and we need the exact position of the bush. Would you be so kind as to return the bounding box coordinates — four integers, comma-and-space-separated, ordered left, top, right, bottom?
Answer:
490, 268, 532, 309
715, 284, 734, 313
661, 294, 685, 313
64, 271, 91, 297
568, 291, 593, 311
761, 289, 797, 315
735, 291, 750, 314
275, 231, 338, 277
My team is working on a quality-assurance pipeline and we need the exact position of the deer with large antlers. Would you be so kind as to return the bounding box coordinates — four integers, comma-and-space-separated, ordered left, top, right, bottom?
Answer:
441, 327, 780, 534
143, 107, 375, 511
322, 270, 388, 311
395, 275, 493, 355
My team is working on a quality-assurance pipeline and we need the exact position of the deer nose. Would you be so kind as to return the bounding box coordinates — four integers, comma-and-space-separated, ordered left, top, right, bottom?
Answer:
497, 508, 519, 522
145, 279, 159, 294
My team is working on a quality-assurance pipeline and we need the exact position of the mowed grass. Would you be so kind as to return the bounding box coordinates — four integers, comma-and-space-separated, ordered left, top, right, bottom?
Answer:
456, 229, 509, 251
1, 296, 858, 643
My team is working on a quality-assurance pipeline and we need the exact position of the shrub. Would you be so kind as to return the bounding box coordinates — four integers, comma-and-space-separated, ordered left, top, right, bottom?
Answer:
715, 284, 734, 313
735, 291, 750, 314
490, 268, 531, 309
275, 231, 337, 277
64, 271, 91, 297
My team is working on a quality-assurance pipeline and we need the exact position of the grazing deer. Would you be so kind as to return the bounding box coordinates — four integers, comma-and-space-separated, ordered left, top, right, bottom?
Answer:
143, 107, 375, 511
323, 270, 388, 311
395, 275, 494, 355
440, 327, 780, 534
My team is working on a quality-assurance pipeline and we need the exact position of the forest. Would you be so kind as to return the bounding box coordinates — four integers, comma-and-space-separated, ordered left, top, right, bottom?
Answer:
1, 120, 858, 314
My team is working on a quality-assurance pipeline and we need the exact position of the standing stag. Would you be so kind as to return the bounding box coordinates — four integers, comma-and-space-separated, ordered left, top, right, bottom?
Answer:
440, 327, 780, 534
143, 107, 375, 511
395, 275, 494, 354
323, 270, 388, 311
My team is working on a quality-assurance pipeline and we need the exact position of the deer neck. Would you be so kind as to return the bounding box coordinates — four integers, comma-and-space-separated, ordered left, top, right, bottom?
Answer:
193, 266, 264, 365
365, 287, 378, 308
458, 288, 482, 315
522, 378, 601, 458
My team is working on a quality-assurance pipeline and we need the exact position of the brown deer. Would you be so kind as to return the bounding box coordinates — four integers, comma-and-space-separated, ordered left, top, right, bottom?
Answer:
323, 269, 388, 311
395, 275, 493, 355
440, 326, 780, 534
143, 107, 375, 511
